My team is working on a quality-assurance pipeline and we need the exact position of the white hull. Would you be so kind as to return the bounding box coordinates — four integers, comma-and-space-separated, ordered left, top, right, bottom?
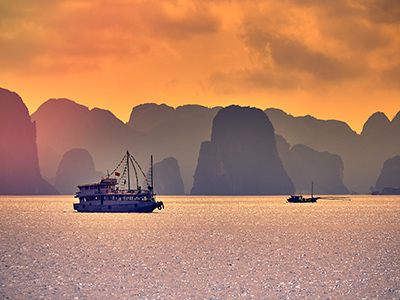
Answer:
73, 200, 163, 213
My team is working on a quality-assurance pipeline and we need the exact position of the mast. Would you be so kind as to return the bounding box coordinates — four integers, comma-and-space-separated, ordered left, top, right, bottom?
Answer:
311, 181, 314, 198
150, 155, 154, 193
127, 150, 130, 191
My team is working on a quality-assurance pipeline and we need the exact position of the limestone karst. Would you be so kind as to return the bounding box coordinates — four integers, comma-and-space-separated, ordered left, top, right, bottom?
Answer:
0, 88, 57, 194
191, 105, 295, 195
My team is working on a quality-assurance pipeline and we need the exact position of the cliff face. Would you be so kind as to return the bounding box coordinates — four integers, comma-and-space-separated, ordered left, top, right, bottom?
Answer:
361, 112, 391, 140
26, 91, 400, 195
375, 155, 400, 192
31, 98, 141, 181
282, 144, 349, 195
127, 103, 176, 133
153, 157, 185, 195
127, 103, 221, 193
265, 108, 400, 194
55, 148, 104, 195
361, 111, 400, 156
191, 105, 295, 195
0, 88, 57, 194
33, 101, 220, 194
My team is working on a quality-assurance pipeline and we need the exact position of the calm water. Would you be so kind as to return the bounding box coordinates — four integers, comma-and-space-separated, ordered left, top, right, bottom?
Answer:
1, 195, 399, 299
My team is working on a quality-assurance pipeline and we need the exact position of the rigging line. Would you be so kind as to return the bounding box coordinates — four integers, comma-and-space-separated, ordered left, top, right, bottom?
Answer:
129, 156, 140, 188
320, 196, 351, 201
312, 181, 351, 200
117, 165, 128, 185
108, 153, 127, 177
312, 181, 337, 195
130, 154, 148, 180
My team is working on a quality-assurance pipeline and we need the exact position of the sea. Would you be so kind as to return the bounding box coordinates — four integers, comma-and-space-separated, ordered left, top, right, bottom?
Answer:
1, 195, 399, 299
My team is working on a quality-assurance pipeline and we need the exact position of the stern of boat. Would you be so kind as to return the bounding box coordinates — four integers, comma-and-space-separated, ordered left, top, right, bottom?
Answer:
156, 201, 164, 210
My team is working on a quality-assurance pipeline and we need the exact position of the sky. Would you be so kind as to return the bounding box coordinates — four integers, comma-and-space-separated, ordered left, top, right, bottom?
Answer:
1, 0, 399, 133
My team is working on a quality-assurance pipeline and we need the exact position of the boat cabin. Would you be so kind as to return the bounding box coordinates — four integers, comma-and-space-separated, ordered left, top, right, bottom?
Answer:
76, 178, 117, 197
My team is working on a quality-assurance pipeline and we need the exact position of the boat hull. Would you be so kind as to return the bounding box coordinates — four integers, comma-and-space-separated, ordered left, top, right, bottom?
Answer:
73, 201, 163, 213
287, 198, 318, 203
287, 196, 319, 203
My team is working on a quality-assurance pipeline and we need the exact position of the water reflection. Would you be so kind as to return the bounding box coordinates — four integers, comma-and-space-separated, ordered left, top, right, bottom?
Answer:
1, 195, 399, 298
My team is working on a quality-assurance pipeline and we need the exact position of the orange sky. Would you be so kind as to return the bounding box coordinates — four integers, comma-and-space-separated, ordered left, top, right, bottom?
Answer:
1, 0, 399, 133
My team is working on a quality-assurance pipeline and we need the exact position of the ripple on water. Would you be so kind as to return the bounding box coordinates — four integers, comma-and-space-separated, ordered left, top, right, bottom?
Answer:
1, 195, 399, 299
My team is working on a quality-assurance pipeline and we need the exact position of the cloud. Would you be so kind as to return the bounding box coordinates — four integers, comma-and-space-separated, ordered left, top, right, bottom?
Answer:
0, 0, 221, 73
289, 0, 400, 25
244, 32, 364, 81
208, 0, 400, 94
209, 67, 299, 95
362, 0, 400, 25
382, 64, 400, 89
1, 0, 399, 98
147, 1, 220, 40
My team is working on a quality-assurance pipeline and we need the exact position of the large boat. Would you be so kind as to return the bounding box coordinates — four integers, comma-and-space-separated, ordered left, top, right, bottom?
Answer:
73, 151, 164, 213
287, 182, 320, 203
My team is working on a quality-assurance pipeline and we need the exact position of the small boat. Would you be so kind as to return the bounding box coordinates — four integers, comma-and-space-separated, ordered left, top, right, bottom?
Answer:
73, 151, 164, 213
287, 182, 320, 203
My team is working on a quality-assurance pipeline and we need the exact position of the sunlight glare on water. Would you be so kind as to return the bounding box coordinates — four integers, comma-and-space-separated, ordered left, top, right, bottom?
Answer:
1, 195, 399, 299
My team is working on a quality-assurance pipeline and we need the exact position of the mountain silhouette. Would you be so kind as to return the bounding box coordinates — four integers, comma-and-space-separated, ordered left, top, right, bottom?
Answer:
361, 112, 391, 140
32, 100, 220, 194
277, 140, 349, 195
1, 86, 395, 195
54, 148, 104, 195
152, 157, 185, 195
374, 155, 400, 193
127, 103, 177, 133
31, 98, 144, 181
191, 105, 295, 195
0, 88, 57, 194
128, 103, 221, 193
266, 108, 400, 193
